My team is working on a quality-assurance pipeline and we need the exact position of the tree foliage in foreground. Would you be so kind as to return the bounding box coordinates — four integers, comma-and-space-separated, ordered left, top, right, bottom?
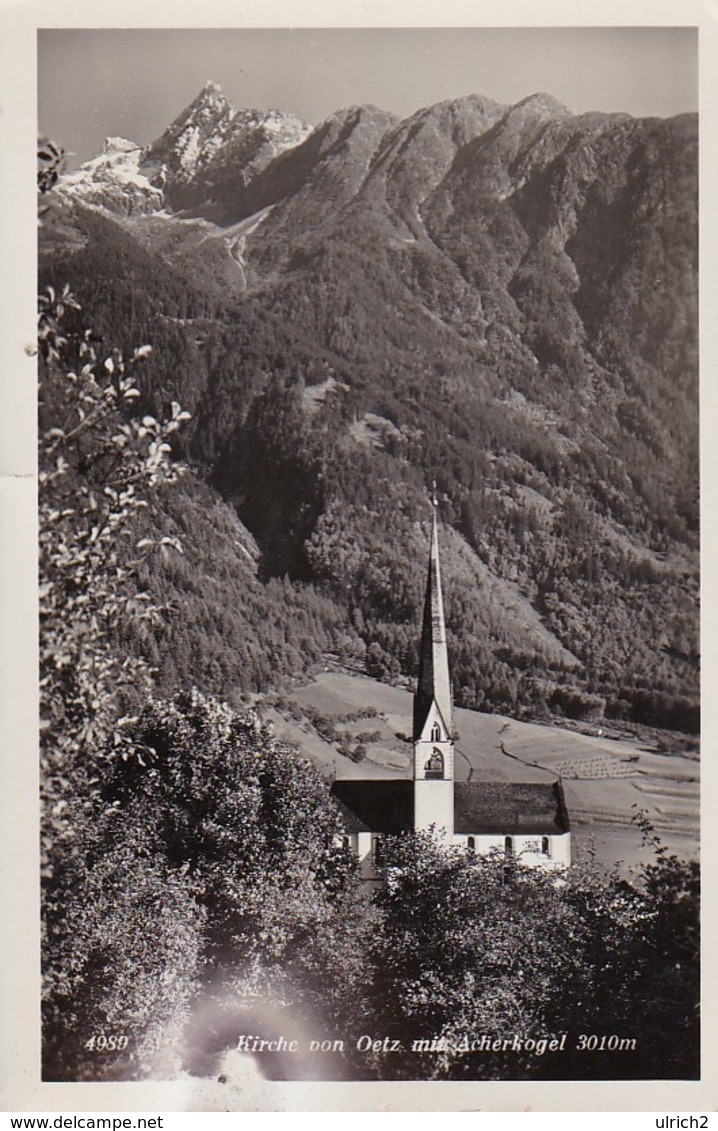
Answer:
368, 829, 699, 1080
38, 283, 190, 876
43, 687, 373, 1082
37, 279, 204, 1080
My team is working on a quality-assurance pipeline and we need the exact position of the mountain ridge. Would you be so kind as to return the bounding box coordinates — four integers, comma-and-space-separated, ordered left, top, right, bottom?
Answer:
40, 81, 699, 733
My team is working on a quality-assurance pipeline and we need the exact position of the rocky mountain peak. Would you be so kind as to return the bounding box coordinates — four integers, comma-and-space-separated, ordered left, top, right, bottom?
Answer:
198, 78, 224, 100
424, 92, 506, 125
142, 82, 235, 175
180, 79, 233, 128
137, 83, 312, 209
513, 91, 572, 118
311, 103, 398, 151
54, 136, 163, 217
179, 78, 230, 115
102, 136, 140, 155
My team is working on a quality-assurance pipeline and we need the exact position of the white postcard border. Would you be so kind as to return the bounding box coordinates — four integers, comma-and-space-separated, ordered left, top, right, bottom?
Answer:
1, 0, 716, 1113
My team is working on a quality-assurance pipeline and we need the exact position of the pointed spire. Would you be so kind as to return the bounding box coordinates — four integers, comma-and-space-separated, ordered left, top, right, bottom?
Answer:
413, 490, 452, 741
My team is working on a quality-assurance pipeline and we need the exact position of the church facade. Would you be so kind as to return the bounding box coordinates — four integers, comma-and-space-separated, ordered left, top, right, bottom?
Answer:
331, 499, 571, 881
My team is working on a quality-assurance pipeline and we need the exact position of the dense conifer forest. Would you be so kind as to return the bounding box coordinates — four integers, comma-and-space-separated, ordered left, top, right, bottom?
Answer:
40, 180, 699, 732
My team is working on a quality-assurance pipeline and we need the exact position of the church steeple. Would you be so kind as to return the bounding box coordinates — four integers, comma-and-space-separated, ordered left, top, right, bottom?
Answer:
413, 489, 453, 742
413, 489, 454, 838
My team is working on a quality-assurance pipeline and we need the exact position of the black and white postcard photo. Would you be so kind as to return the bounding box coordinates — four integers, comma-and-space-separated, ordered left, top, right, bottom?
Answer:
2, 0, 715, 1115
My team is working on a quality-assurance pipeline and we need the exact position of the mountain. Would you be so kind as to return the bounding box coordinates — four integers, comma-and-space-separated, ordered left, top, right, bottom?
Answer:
39, 83, 699, 734
56, 81, 313, 217
54, 136, 164, 216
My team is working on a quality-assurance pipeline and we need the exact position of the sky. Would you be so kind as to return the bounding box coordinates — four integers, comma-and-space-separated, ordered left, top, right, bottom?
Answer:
38, 27, 697, 169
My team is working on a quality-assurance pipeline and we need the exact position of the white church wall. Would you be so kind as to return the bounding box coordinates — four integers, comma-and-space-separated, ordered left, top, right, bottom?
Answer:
357, 831, 381, 882
415, 780, 454, 838
547, 833, 572, 867
336, 829, 570, 883
452, 833, 505, 855
453, 832, 572, 870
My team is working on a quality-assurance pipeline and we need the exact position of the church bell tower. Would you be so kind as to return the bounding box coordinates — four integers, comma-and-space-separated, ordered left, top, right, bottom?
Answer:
413, 491, 454, 839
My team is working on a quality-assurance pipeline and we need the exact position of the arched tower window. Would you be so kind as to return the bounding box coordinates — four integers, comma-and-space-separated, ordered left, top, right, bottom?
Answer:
504, 836, 514, 855
424, 748, 445, 779
541, 836, 550, 856
431, 721, 441, 742
467, 836, 476, 852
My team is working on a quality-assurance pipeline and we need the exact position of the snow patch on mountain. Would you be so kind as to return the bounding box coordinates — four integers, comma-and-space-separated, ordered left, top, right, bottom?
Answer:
56, 137, 164, 216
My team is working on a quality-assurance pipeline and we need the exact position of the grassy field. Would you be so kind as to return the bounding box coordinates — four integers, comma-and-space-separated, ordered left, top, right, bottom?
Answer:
263, 670, 699, 873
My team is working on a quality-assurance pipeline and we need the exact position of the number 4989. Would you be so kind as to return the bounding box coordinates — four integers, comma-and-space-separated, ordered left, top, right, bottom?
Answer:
85, 1034, 128, 1052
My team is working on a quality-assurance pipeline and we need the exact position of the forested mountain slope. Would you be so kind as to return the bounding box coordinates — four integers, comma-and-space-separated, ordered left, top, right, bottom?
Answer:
40, 83, 699, 731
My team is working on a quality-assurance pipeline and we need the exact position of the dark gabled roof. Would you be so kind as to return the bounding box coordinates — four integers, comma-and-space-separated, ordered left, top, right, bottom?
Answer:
331, 780, 413, 833
331, 778, 570, 836
454, 781, 570, 835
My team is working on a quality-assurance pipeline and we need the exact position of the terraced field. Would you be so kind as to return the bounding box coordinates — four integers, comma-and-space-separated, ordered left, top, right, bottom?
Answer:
264, 670, 699, 873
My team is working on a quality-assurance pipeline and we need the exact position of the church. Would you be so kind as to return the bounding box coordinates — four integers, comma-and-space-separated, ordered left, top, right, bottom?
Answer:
331, 497, 571, 881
